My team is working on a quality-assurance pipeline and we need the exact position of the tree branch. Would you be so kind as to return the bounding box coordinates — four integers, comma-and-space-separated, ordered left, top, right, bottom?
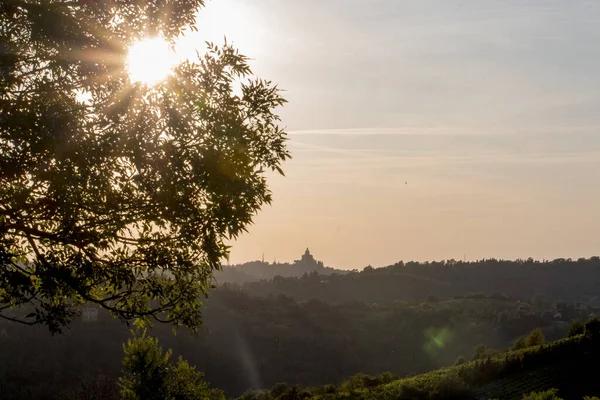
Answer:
0, 312, 38, 326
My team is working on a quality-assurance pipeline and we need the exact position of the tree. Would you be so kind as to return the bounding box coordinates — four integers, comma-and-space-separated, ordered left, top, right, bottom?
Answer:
513, 336, 527, 350
472, 344, 487, 360
568, 321, 585, 337
522, 389, 562, 400
119, 330, 224, 400
0, 0, 289, 332
525, 328, 545, 347
429, 372, 471, 400
584, 317, 600, 339
454, 356, 466, 366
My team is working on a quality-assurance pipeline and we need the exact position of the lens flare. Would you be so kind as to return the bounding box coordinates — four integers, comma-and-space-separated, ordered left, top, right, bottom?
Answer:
423, 327, 453, 357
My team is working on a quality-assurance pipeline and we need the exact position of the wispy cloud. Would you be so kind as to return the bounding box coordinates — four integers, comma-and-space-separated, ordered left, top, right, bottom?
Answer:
289, 126, 600, 136
217, 0, 600, 269
289, 128, 479, 136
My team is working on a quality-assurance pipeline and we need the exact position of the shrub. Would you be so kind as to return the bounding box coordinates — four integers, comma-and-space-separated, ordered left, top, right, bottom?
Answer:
454, 356, 466, 366
568, 321, 585, 337
585, 317, 600, 339
525, 328, 545, 347
119, 331, 224, 400
522, 389, 562, 400
429, 373, 472, 400
513, 336, 527, 350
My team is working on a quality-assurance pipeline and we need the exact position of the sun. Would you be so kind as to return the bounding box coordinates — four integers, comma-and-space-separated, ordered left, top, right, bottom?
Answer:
126, 37, 177, 85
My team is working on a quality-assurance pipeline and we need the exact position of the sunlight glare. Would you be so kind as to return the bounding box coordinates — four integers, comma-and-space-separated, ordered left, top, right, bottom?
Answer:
174, 0, 265, 61
126, 37, 177, 85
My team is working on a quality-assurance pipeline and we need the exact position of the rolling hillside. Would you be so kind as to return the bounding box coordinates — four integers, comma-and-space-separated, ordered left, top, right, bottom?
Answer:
239, 258, 600, 305
238, 325, 600, 400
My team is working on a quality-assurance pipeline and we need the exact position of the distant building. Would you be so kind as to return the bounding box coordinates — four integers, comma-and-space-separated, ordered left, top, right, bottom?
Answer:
294, 248, 325, 273
300, 248, 315, 264
553, 312, 563, 320
216, 247, 342, 283
82, 307, 98, 322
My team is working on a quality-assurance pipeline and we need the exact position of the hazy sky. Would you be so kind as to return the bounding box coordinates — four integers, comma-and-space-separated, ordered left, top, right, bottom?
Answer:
185, 0, 600, 269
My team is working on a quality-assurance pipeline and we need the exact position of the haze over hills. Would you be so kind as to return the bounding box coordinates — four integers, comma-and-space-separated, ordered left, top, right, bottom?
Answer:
5, 0, 600, 399
4, 255, 600, 398
223, 255, 600, 305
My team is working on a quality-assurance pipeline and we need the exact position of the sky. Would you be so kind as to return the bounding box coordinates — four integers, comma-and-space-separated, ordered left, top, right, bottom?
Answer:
181, 0, 600, 269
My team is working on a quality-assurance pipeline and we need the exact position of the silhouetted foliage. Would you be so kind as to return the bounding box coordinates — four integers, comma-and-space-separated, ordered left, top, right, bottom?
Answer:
514, 335, 530, 350
526, 328, 545, 347
247, 330, 600, 400
522, 389, 562, 400
568, 321, 585, 337
454, 356, 466, 366
472, 344, 500, 360
2, 259, 600, 398
473, 344, 487, 360
240, 258, 600, 311
585, 317, 600, 339
120, 330, 224, 400
2, 285, 573, 398
0, 0, 288, 332
429, 372, 471, 400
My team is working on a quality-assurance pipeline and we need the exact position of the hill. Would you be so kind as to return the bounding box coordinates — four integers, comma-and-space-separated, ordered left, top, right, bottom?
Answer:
4, 257, 600, 398
239, 257, 600, 305
0, 287, 587, 398
239, 323, 600, 400
216, 248, 344, 283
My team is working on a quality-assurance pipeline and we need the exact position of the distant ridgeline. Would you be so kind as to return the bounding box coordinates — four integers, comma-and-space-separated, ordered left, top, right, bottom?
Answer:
238, 256, 600, 304
216, 248, 344, 283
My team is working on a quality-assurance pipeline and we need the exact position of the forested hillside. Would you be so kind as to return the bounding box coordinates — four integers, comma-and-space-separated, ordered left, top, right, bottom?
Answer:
0, 281, 594, 398
241, 257, 600, 304
239, 321, 600, 400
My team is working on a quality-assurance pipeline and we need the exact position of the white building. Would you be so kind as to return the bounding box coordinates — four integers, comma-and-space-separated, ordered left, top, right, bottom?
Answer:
82, 307, 98, 322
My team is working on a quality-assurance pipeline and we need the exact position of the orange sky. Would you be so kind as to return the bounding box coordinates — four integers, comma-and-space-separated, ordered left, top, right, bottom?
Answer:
185, 0, 600, 269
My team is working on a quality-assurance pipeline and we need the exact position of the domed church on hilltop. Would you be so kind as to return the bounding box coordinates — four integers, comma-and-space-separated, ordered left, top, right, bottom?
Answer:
294, 248, 325, 273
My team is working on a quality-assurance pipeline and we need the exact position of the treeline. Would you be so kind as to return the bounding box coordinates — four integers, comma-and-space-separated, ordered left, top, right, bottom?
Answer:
239, 257, 600, 304
0, 287, 581, 398
238, 319, 600, 400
